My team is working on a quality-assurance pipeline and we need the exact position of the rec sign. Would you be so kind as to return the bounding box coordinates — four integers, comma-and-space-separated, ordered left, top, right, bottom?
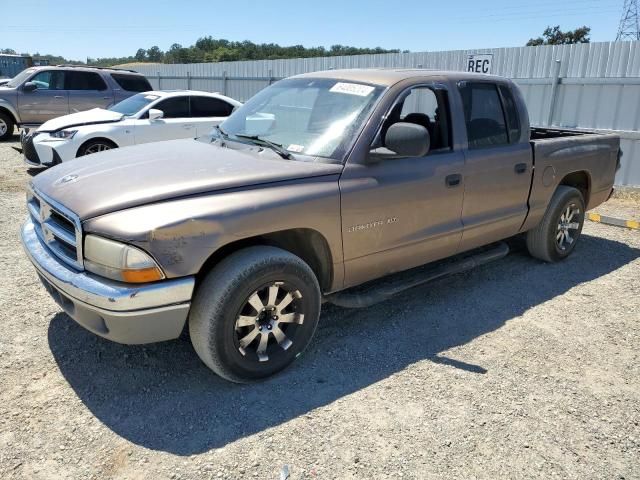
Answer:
467, 54, 493, 74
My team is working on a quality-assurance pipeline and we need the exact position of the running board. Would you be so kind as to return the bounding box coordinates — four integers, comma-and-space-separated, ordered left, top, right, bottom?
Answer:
325, 242, 510, 309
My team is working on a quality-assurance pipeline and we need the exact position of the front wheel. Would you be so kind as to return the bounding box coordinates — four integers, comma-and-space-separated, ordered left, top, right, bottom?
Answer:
77, 139, 117, 157
189, 246, 321, 383
0, 111, 15, 141
526, 186, 585, 262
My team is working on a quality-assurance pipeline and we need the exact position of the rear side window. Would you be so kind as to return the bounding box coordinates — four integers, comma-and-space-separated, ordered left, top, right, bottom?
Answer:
458, 82, 508, 149
154, 97, 189, 118
111, 73, 152, 92
65, 71, 107, 91
190, 96, 234, 117
498, 85, 521, 143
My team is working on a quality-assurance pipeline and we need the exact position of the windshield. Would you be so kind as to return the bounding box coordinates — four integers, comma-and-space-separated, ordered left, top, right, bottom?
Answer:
218, 78, 384, 161
6, 68, 37, 88
109, 93, 159, 116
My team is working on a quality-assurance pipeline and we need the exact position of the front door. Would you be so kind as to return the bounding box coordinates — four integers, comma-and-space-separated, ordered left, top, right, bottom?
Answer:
339, 84, 465, 287
17, 70, 69, 124
457, 82, 532, 252
133, 96, 195, 144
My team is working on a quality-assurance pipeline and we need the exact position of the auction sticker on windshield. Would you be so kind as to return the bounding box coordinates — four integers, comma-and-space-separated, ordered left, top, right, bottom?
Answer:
330, 82, 375, 96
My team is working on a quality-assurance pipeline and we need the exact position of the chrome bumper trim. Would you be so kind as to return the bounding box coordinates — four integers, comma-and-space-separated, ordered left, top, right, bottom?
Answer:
21, 219, 195, 312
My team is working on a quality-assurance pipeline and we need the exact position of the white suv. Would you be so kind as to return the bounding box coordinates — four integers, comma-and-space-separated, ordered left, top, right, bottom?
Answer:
22, 90, 241, 167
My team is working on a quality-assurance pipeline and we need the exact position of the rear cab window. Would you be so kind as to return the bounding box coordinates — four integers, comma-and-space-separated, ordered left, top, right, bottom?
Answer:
111, 73, 152, 92
458, 82, 509, 149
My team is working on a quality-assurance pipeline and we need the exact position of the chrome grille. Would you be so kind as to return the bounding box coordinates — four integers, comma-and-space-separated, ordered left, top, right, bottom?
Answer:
27, 187, 84, 270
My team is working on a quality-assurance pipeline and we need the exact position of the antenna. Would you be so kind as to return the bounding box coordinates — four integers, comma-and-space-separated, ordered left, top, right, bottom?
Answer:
617, 0, 640, 41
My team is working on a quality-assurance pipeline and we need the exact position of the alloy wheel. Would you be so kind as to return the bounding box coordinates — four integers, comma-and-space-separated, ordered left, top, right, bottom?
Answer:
234, 282, 304, 362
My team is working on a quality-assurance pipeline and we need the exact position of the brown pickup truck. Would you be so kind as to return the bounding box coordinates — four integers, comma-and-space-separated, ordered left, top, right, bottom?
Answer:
21, 69, 620, 382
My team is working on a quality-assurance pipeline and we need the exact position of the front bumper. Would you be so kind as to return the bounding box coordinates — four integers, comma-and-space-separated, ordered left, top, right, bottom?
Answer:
21, 220, 195, 344
21, 130, 65, 168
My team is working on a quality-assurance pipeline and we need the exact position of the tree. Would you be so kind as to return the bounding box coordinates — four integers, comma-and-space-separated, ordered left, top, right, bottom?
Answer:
0, 48, 17, 54
134, 48, 147, 62
146, 46, 163, 62
527, 26, 591, 46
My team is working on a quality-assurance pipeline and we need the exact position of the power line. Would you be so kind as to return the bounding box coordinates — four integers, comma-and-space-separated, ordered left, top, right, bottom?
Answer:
617, 0, 640, 40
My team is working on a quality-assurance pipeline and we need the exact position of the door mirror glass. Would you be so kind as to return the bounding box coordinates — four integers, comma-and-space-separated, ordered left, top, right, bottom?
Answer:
148, 108, 164, 121
23, 82, 37, 92
381, 122, 430, 158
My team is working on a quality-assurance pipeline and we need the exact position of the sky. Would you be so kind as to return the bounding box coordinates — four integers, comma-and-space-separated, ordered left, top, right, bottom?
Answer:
0, 0, 624, 60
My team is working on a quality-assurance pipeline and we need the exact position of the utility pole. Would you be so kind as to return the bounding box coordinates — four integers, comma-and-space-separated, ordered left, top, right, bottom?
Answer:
617, 0, 640, 41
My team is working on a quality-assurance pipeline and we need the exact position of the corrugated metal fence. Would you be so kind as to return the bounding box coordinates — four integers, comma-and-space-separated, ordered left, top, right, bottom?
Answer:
132, 41, 640, 186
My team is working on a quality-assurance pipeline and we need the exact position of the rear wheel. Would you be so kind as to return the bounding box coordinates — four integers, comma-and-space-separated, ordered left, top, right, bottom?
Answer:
77, 139, 117, 156
526, 186, 585, 262
189, 246, 321, 383
0, 111, 15, 141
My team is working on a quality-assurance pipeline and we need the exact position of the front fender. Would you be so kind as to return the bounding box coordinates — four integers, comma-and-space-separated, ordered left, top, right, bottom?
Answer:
0, 97, 20, 123
82, 176, 343, 282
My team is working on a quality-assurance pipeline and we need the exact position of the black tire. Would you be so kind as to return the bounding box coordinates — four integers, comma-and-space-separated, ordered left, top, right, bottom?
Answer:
189, 246, 321, 383
526, 186, 585, 262
0, 111, 15, 141
77, 138, 117, 157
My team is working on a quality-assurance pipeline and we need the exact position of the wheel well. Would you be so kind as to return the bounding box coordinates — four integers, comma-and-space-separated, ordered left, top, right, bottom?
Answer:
77, 137, 118, 156
197, 229, 334, 292
0, 107, 17, 125
558, 171, 590, 206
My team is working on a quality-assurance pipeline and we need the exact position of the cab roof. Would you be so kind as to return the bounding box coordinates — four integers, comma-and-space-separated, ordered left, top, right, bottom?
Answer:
292, 68, 510, 87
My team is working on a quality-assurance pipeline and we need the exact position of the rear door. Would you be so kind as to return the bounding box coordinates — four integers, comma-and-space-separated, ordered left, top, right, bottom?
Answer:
132, 96, 194, 144
17, 70, 69, 124
339, 83, 465, 287
66, 71, 113, 113
189, 96, 235, 136
457, 81, 532, 251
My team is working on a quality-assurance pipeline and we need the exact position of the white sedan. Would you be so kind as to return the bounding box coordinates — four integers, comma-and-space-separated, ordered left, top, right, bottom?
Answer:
21, 90, 241, 167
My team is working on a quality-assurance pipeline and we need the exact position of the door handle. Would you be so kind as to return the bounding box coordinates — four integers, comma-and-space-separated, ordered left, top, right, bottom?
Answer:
183, 124, 194, 129
102, 96, 111, 100
515, 163, 528, 174
445, 174, 462, 187
54, 95, 64, 99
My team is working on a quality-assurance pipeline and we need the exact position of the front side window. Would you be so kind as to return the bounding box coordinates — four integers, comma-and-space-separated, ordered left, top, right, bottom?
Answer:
154, 97, 190, 118
458, 82, 508, 149
65, 71, 107, 91
28, 70, 65, 90
379, 86, 452, 153
219, 78, 384, 161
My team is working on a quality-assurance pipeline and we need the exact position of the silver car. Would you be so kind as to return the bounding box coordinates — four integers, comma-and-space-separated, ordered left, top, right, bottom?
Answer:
0, 65, 152, 140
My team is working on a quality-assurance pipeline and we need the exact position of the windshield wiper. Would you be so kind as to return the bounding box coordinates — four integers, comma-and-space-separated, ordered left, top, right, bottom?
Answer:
214, 124, 229, 138
234, 133, 293, 159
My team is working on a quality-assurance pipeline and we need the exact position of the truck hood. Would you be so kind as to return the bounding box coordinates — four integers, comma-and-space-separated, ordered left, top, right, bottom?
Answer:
37, 108, 124, 133
32, 138, 343, 220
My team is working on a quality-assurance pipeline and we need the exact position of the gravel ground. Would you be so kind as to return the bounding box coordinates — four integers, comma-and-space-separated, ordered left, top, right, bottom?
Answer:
0, 135, 639, 480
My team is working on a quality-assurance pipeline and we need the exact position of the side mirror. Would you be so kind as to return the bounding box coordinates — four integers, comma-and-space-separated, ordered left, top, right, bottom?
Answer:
382, 122, 430, 158
23, 82, 37, 92
148, 108, 164, 121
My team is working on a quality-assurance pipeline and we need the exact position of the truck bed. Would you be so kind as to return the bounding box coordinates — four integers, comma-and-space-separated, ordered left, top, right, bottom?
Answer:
523, 127, 620, 232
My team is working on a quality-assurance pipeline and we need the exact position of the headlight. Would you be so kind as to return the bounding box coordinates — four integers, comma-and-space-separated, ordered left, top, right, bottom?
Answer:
50, 130, 77, 140
84, 235, 165, 283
